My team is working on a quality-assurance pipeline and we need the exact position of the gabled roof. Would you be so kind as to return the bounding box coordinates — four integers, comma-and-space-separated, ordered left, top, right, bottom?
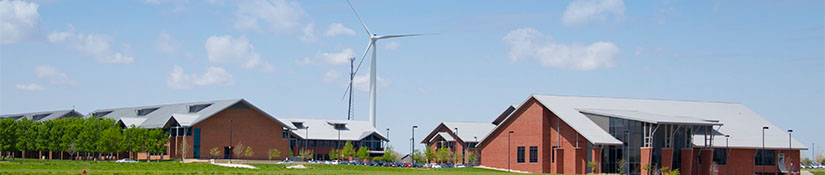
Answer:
0, 109, 83, 122
430, 132, 455, 142
281, 118, 388, 141
92, 99, 290, 129
481, 94, 807, 149
421, 121, 496, 144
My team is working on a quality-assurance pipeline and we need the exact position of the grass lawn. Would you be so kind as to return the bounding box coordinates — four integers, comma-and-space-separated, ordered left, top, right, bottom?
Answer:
804, 169, 825, 175
0, 159, 521, 174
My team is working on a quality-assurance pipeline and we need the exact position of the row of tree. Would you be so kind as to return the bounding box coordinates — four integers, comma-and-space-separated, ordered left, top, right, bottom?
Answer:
0, 117, 168, 162
420, 145, 478, 164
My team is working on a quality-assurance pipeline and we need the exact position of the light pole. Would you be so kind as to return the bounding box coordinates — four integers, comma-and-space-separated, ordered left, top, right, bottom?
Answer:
725, 135, 730, 175
386, 128, 390, 149
229, 119, 233, 162
508, 131, 514, 172
625, 129, 629, 175
788, 129, 793, 173
411, 126, 417, 165
762, 126, 769, 174
305, 127, 310, 160
455, 127, 461, 164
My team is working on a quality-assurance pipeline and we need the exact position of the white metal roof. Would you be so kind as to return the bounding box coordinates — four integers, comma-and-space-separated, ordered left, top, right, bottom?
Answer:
442, 121, 496, 142
578, 108, 722, 126
90, 99, 290, 129
531, 94, 807, 149
430, 132, 455, 142
281, 118, 388, 141
0, 109, 83, 122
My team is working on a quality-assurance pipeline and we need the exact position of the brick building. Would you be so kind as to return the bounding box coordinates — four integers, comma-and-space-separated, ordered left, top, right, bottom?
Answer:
91, 99, 294, 160
420, 121, 496, 164
280, 118, 388, 160
477, 94, 807, 175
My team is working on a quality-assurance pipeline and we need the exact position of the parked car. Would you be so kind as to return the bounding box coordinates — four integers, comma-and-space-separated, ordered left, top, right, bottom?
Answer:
115, 159, 137, 163
431, 164, 442, 168
455, 164, 466, 168
413, 163, 424, 167
277, 160, 293, 164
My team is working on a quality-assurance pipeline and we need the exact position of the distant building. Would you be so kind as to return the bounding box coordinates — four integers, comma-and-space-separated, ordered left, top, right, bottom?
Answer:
280, 118, 388, 160
420, 121, 496, 164
0, 109, 83, 121
477, 94, 807, 175
90, 99, 293, 160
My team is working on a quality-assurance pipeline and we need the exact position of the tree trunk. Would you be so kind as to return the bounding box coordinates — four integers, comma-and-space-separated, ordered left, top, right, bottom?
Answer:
21, 151, 25, 159
146, 152, 150, 163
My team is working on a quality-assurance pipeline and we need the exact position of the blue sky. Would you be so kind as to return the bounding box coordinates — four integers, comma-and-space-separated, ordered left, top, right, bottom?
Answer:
1, 0, 823, 157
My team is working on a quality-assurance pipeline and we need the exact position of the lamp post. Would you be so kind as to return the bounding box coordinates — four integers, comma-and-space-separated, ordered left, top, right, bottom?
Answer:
412, 126, 417, 165
387, 128, 390, 149
229, 119, 233, 162
725, 135, 730, 175
625, 129, 629, 175
508, 131, 514, 172
97, 117, 101, 162
305, 126, 310, 160
788, 129, 793, 173
455, 127, 461, 164
762, 126, 769, 174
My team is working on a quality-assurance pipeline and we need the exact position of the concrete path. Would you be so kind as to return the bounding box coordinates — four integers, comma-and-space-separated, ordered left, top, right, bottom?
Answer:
801, 170, 814, 175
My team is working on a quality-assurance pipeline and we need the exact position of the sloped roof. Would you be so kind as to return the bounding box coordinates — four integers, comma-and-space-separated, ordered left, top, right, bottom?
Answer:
281, 118, 388, 141
518, 94, 806, 149
578, 108, 722, 126
0, 109, 83, 122
421, 122, 496, 144
430, 132, 455, 142
91, 99, 290, 129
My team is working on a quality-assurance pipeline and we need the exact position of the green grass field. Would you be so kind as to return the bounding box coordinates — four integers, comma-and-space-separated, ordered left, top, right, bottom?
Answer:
0, 159, 520, 174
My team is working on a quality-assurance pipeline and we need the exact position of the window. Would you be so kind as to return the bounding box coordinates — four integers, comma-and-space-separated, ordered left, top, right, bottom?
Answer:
517, 146, 525, 163
282, 128, 290, 138
755, 150, 775, 165
188, 104, 211, 113
32, 113, 50, 121
713, 148, 727, 165
137, 108, 159, 116
91, 111, 112, 117
530, 146, 538, 163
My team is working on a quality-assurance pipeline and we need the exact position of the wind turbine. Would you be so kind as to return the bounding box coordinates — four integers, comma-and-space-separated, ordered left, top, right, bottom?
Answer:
343, 0, 431, 127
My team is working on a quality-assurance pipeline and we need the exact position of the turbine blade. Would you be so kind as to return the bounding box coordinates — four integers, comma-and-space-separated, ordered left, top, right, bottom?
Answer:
377, 33, 437, 39
341, 41, 373, 101
345, 0, 372, 36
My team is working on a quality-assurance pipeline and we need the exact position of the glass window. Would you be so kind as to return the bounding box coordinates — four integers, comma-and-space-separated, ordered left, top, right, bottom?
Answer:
517, 146, 525, 163
529, 146, 538, 163
755, 150, 775, 165
713, 148, 727, 165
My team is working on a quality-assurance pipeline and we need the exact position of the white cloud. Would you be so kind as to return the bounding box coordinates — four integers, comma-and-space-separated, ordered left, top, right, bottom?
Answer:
154, 32, 180, 54
324, 23, 355, 37
48, 25, 134, 63
561, 0, 625, 26
352, 73, 388, 92
301, 48, 354, 65
323, 69, 341, 83
382, 41, 400, 50
167, 65, 234, 89
34, 65, 76, 85
503, 28, 619, 71
300, 23, 316, 42
205, 35, 275, 72
234, 0, 306, 32
0, 0, 40, 44
15, 83, 46, 91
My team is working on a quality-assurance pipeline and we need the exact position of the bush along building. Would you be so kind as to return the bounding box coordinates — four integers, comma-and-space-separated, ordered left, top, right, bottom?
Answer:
90, 99, 294, 160
280, 118, 388, 161
477, 94, 807, 175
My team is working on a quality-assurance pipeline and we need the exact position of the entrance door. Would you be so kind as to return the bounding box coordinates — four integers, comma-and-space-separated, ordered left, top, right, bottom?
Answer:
224, 147, 232, 159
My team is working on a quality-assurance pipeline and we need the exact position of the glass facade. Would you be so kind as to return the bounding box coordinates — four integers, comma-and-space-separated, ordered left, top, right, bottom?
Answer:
602, 117, 643, 175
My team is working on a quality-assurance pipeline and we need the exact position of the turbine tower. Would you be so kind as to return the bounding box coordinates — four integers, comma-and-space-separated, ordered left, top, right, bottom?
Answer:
344, 0, 431, 127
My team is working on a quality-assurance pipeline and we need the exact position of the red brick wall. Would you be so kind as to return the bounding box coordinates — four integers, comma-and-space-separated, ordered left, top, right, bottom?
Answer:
713, 148, 800, 175
480, 98, 589, 174
186, 108, 290, 160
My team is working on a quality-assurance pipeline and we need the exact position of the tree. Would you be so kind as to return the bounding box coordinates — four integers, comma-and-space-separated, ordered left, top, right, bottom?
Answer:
341, 141, 356, 160
455, 151, 463, 164
618, 159, 627, 175
328, 149, 339, 160
209, 147, 221, 159
436, 147, 453, 163
356, 146, 369, 161
588, 161, 599, 174
16, 119, 35, 158
100, 127, 123, 160
425, 146, 435, 163
467, 151, 477, 164
412, 149, 426, 164
0, 119, 17, 160
242, 145, 254, 159
178, 138, 191, 161
299, 149, 313, 160
381, 146, 397, 163
233, 141, 253, 159
267, 148, 281, 160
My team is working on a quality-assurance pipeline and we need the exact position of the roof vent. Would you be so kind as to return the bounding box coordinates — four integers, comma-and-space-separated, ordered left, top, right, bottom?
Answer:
292, 122, 305, 129
32, 113, 50, 121
333, 123, 347, 130
188, 104, 212, 113
137, 107, 159, 116
92, 111, 112, 117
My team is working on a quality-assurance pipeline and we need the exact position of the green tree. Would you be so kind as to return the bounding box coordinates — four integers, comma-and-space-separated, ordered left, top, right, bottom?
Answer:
148, 129, 167, 162
299, 149, 313, 160
381, 146, 397, 163
467, 151, 477, 164
0, 119, 17, 160
356, 146, 369, 161
16, 119, 36, 158
436, 146, 453, 163
412, 149, 426, 164
100, 127, 123, 159
342, 141, 355, 160
328, 149, 339, 160
34, 122, 50, 159
267, 148, 281, 160
425, 146, 435, 163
